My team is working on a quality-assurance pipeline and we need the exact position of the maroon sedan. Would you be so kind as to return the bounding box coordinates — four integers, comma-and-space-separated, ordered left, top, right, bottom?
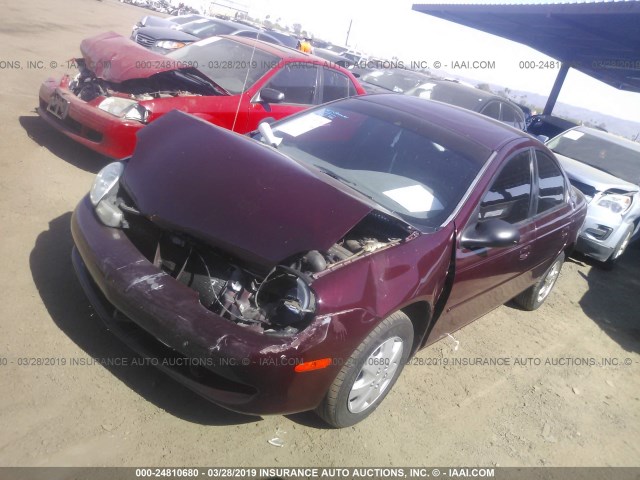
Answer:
71, 94, 586, 427
38, 32, 365, 159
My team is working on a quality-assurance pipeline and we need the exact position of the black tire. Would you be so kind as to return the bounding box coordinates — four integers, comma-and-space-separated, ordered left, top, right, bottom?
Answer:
514, 252, 565, 311
315, 311, 413, 428
602, 226, 633, 270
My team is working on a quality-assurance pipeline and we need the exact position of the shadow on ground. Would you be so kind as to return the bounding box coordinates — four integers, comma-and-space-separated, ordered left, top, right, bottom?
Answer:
19, 113, 109, 174
30, 212, 257, 426
575, 247, 640, 354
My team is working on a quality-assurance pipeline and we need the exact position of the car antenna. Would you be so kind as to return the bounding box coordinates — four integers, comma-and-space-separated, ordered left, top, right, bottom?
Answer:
231, 39, 259, 132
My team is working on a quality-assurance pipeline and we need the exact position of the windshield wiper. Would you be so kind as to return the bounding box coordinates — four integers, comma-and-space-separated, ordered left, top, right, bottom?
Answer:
314, 166, 358, 187
314, 166, 379, 202
176, 69, 229, 96
314, 166, 412, 223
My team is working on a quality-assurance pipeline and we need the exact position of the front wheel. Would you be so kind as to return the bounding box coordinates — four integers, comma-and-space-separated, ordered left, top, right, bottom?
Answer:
315, 311, 413, 428
514, 252, 565, 311
602, 226, 633, 270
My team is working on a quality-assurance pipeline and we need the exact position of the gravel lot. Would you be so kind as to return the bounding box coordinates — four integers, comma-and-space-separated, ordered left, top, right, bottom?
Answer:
1, 0, 639, 468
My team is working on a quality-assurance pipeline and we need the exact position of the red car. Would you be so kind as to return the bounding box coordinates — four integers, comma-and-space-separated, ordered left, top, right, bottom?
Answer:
38, 32, 365, 159
71, 95, 586, 427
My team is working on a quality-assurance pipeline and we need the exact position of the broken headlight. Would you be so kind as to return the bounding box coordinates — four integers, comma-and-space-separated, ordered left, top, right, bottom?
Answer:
90, 162, 125, 228
98, 97, 149, 123
256, 267, 316, 328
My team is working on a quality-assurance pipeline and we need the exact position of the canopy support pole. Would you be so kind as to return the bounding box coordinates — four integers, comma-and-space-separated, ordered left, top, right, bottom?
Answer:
543, 62, 570, 115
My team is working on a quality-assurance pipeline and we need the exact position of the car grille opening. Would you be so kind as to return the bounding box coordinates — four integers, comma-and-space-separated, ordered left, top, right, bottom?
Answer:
135, 33, 156, 48
79, 261, 257, 397
585, 225, 613, 240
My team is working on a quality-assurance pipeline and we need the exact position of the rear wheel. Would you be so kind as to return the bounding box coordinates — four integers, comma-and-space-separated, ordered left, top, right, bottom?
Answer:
315, 311, 413, 428
514, 252, 565, 311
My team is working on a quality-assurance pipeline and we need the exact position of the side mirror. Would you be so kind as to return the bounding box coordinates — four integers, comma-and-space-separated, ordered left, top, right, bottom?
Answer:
259, 88, 285, 104
461, 219, 520, 249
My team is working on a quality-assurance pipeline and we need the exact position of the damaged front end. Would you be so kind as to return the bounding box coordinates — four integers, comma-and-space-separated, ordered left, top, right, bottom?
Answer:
134, 209, 410, 335
38, 32, 226, 158
90, 158, 412, 336
68, 56, 221, 122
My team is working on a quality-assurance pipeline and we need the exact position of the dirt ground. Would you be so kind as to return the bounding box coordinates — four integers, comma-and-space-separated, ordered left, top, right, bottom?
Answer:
1, 0, 639, 469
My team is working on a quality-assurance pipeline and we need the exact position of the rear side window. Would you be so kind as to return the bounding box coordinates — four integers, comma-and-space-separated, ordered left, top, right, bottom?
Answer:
480, 151, 532, 224
535, 151, 566, 213
481, 102, 500, 120
322, 68, 356, 103
265, 63, 319, 105
500, 103, 525, 130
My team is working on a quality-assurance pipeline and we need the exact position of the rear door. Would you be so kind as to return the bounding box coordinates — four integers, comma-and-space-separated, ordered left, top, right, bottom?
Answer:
530, 149, 573, 277
319, 67, 358, 104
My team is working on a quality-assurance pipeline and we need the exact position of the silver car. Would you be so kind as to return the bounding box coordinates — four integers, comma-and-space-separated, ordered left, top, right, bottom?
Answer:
547, 126, 640, 268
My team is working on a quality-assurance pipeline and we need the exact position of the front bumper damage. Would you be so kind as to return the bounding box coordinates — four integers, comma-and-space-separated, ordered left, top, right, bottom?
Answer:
38, 77, 141, 159
576, 204, 636, 262
71, 196, 356, 416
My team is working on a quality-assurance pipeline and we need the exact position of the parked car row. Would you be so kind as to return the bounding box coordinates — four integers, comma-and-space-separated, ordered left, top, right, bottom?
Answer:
351, 67, 527, 130
35, 22, 637, 428
121, 0, 200, 16
38, 33, 365, 158
131, 13, 205, 37
131, 16, 296, 53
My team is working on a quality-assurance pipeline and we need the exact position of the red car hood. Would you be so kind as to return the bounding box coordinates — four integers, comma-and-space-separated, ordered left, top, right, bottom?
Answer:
122, 111, 373, 270
80, 31, 176, 82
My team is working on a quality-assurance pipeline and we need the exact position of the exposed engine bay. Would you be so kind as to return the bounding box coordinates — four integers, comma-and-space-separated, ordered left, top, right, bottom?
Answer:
68, 58, 221, 102
121, 205, 411, 335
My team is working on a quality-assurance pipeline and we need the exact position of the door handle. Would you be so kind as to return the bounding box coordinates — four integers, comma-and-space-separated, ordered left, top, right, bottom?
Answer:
519, 245, 532, 260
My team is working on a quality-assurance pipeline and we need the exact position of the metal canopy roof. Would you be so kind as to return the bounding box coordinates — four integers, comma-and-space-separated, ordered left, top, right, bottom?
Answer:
412, 1, 640, 93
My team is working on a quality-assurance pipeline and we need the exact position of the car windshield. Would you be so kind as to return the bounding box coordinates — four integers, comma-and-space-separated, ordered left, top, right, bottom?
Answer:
262, 100, 491, 228
168, 38, 279, 94
362, 70, 431, 93
179, 19, 236, 37
547, 129, 640, 186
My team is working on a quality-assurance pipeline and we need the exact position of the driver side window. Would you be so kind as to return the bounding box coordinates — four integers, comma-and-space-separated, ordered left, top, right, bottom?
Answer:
480, 151, 532, 224
265, 63, 319, 105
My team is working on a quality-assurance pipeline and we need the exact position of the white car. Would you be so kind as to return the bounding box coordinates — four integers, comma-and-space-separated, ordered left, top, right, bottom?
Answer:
547, 126, 640, 268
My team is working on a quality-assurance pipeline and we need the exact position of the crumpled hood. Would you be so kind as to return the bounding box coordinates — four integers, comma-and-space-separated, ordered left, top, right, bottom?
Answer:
556, 153, 640, 193
138, 15, 175, 29
80, 31, 178, 82
122, 111, 373, 270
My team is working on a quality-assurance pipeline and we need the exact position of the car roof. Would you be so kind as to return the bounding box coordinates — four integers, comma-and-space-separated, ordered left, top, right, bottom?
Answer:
427, 79, 522, 107
263, 30, 299, 47
572, 126, 640, 152
353, 93, 531, 151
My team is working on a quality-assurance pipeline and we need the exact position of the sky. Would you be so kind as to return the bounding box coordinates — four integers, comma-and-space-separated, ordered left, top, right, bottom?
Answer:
200, 0, 640, 123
